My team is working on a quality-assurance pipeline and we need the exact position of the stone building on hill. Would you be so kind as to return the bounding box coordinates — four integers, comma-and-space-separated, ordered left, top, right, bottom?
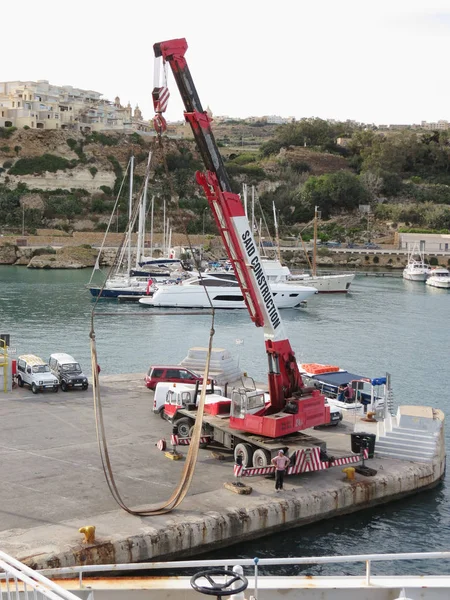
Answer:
0, 80, 151, 133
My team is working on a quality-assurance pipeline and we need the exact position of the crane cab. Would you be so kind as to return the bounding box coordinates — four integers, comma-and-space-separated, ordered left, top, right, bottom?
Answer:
231, 388, 267, 419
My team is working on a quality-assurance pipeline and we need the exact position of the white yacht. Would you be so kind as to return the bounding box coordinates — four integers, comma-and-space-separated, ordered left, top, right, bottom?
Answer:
403, 243, 431, 281
425, 267, 450, 289
139, 271, 318, 309
262, 258, 355, 293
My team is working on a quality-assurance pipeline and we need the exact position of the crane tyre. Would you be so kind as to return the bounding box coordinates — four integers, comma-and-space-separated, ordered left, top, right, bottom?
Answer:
189, 425, 208, 449
176, 417, 192, 438
234, 443, 254, 468
252, 448, 271, 468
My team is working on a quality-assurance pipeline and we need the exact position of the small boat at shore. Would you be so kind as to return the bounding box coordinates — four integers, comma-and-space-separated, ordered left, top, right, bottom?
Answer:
298, 362, 388, 415
403, 243, 431, 281
425, 266, 450, 289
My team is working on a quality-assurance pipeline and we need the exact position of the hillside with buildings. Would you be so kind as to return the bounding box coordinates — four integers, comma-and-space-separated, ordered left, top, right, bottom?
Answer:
1, 79, 450, 258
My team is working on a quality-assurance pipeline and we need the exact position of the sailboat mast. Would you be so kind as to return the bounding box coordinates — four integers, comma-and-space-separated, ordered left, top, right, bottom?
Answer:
150, 195, 154, 259
243, 183, 248, 218
251, 186, 255, 236
136, 151, 152, 268
312, 205, 318, 277
273, 201, 282, 262
163, 199, 166, 256
127, 155, 134, 279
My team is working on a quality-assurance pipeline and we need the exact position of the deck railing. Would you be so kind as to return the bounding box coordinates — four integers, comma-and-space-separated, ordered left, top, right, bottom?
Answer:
34, 551, 450, 589
0, 551, 80, 600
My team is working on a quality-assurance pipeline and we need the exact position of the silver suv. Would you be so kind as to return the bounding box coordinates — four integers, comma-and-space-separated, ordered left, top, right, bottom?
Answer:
17, 355, 59, 394
48, 353, 88, 391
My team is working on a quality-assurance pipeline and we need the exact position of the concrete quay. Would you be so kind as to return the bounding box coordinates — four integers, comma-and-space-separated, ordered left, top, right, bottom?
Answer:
0, 373, 445, 569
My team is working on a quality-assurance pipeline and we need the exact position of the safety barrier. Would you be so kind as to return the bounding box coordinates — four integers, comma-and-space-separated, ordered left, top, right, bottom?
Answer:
0, 550, 80, 600
234, 448, 369, 478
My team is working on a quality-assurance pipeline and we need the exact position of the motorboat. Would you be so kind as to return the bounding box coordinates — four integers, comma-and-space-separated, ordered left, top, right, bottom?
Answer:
139, 271, 318, 309
298, 363, 388, 415
425, 267, 450, 289
403, 243, 431, 281
262, 258, 355, 293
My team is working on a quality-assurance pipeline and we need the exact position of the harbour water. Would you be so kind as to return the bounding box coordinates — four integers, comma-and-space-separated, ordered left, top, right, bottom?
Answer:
0, 265, 449, 573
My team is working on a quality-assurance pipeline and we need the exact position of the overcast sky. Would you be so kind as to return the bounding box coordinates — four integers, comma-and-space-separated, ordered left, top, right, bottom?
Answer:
3, 0, 450, 125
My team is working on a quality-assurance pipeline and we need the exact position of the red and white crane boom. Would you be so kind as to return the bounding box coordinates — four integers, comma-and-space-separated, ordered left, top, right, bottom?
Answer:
152, 38, 328, 435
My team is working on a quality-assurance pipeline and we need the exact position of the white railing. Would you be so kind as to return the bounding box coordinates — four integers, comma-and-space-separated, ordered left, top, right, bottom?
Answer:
0, 551, 80, 600
35, 551, 450, 589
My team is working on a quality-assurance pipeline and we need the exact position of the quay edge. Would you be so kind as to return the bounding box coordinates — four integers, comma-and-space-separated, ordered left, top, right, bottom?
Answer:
1, 377, 445, 569
9, 432, 446, 570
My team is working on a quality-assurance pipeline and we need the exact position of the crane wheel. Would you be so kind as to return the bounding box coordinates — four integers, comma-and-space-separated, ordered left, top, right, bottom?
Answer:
252, 448, 271, 467
189, 426, 208, 449
234, 443, 254, 468
176, 417, 192, 438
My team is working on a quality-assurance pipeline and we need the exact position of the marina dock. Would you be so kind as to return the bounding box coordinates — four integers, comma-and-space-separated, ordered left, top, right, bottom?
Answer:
0, 374, 445, 569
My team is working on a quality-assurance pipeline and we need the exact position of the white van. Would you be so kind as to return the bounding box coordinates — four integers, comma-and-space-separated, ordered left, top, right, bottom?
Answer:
16, 355, 59, 394
153, 381, 223, 417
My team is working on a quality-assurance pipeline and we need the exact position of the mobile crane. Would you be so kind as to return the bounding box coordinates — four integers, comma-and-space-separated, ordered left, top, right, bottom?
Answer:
152, 39, 330, 467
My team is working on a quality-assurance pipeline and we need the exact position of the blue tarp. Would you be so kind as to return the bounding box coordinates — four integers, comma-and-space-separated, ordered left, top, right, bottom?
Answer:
312, 371, 363, 387
312, 371, 386, 388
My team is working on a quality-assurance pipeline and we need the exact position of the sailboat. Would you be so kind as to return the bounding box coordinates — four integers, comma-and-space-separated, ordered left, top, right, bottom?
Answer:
130, 197, 186, 278
288, 206, 356, 293
88, 156, 158, 298
254, 199, 355, 293
403, 242, 431, 281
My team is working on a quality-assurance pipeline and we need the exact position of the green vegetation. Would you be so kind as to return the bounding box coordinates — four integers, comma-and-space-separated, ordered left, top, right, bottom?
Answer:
89, 166, 98, 177
66, 138, 87, 163
44, 195, 84, 219
260, 118, 360, 157
0, 127, 17, 139
85, 131, 119, 146
107, 155, 123, 196
300, 171, 369, 218
129, 132, 145, 146
9, 154, 74, 175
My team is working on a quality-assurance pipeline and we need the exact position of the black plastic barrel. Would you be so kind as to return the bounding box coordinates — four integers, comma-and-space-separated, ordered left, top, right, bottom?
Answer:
351, 432, 376, 458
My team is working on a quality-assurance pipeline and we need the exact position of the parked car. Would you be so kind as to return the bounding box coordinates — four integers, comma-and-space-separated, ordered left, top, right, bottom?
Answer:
145, 365, 205, 390
16, 355, 59, 394
325, 241, 341, 248
364, 242, 381, 249
346, 243, 360, 248
315, 401, 343, 428
48, 353, 89, 391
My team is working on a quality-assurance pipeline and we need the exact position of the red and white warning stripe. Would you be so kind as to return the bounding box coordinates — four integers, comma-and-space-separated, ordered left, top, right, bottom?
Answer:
235, 448, 369, 478
153, 86, 170, 113
233, 463, 243, 478
171, 435, 211, 446
156, 439, 166, 452
241, 465, 275, 477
